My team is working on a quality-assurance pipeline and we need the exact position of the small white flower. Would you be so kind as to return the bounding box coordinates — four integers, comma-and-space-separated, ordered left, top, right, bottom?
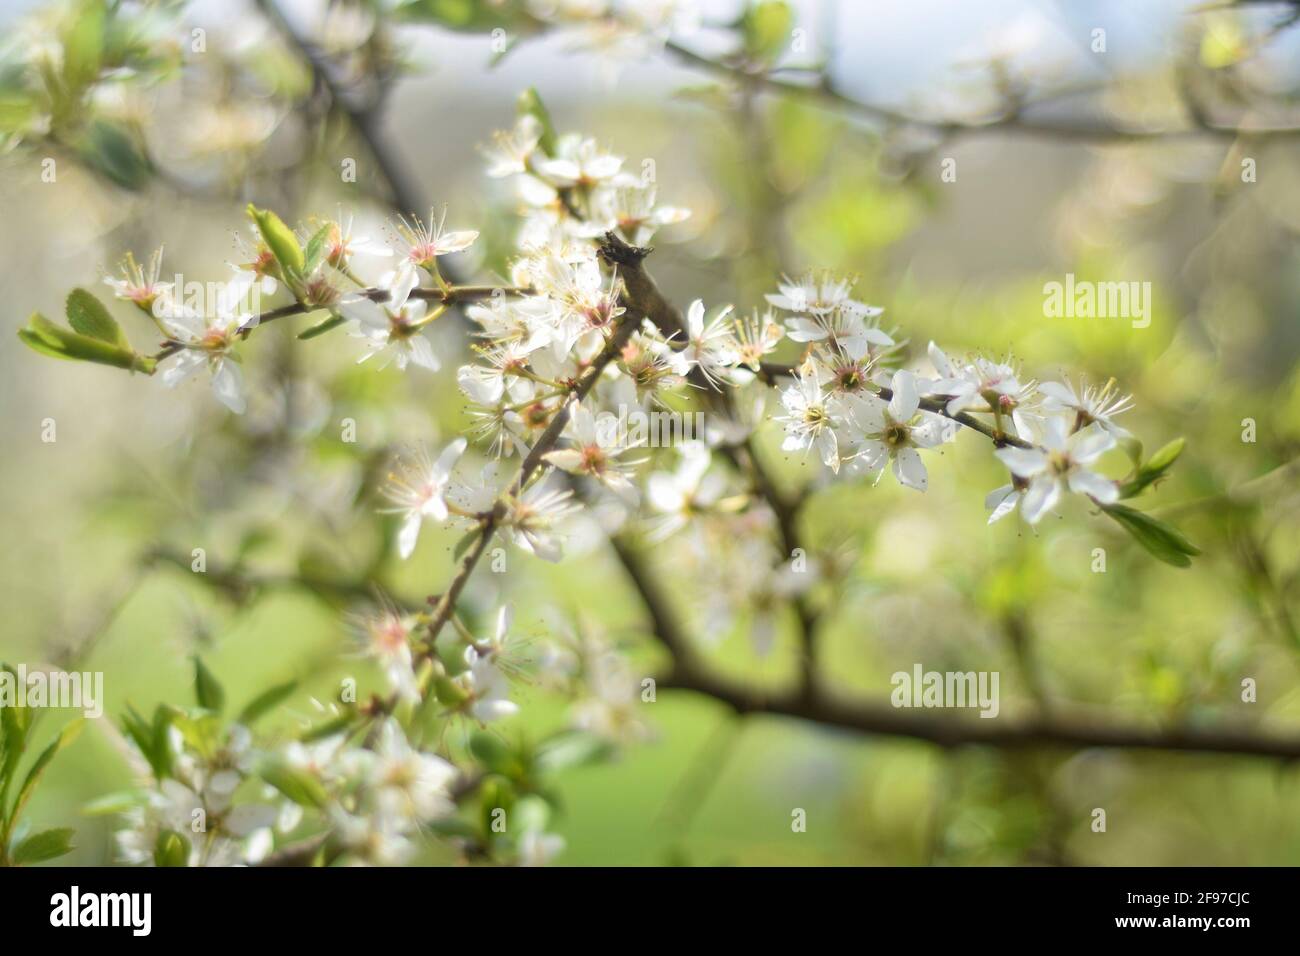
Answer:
994, 419, 1119, 523
583, 184, 690, 245
349, 286, 441, 373
380, 439, 467, 559
775, 369, 844, 472
532, 134, 629, 189
1037, 377, 1134, 438
543, 402, 643, 496
646, 442, 726, 540
766, 271, 883, 319
846, 370, 949, 490
926, 343, 1030, 416
679, 299, 738, 387
157, 280, 250, 414
462, 644, 519, 723
482, 113, 543, 178
365, 719, 458, 824
103, 247, 172, 313
502, 481, 580, 562
391, 206, 479, 301
354, 605, 420, 704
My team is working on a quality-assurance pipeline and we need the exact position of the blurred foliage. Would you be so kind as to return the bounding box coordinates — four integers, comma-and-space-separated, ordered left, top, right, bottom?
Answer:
1, 0, 1300, 865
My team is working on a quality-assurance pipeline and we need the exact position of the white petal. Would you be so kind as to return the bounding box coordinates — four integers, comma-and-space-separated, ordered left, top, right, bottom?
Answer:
543, 449, 585, 473
686, 299, 705, 337
888, 370, 919, 421
389, 262, 419, 310
434, 437, 467, 480
892, 447, 928, 490
437, 230, 478, 254
1068, 467, 1119, 503
406, 334, 441, 372
995, 446, 1047, 478
1021, 476, 1062, 524
161, 350, 205, 387
1070, 426, 1116, 464
210, 360, 246, 414
927, 341, 953, 378
397, 511, 423, 559
985, 485, 1020, 524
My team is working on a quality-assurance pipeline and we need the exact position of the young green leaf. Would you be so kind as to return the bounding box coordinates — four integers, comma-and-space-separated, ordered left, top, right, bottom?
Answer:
469, 730, 522, 777
260, 760, 330, 808
11, 827, 76, 865
247, 204, 305, 279
60, 0, 106, 91
9, 719, 84, 829
154, 829, 190, 867
534, 731, 614, 773
742, 0, 794, 62
66, 288, 128, 347
303, 223, 332, 275
193, 656, 226, 714
237, 680, 298, 725
18, 313, 153, 372
1102, 503, 1201, 567
1121, 437, 1186, 498
517, 87, 558, 155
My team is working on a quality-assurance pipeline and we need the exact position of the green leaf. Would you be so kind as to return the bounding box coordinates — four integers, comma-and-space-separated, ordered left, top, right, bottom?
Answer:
60, 0, 105, 91
81, 790, 144, 817
120, 704, 178, 779
742, 1, 794, 62
534, 731, 614, 773
260, 760, 330, 808
77, 119, 152, 191
10, 720, 84, 827
517, 87, 558, 155
303, 224, 332, 275
171, 710, 223, 760
154, 829, 190, 867
18, 313, 152, 372
247, 204, 305, 279
1121, 437, 1185, 499
237, 680, 298, 725
425, 816, 480, 839
11, 827, 76, 864
470, 731, 524, 777
66, 288, 128, 347
298, 712, 354, 743
193, 656, 225, 714
1102, 503, 1201, 568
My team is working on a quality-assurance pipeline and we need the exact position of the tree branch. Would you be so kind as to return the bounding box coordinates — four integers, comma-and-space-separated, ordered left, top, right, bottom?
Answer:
662, 38, 1300, 143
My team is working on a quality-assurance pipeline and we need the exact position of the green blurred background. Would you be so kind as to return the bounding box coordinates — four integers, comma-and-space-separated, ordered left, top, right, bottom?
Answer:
2, 0, 1300, 865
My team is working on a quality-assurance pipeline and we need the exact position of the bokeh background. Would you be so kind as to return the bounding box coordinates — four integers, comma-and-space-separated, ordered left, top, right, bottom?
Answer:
2, 0, 1300, 865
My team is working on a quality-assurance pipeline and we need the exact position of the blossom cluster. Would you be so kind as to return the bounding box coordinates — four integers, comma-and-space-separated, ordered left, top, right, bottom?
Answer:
52, 103, 1180, 868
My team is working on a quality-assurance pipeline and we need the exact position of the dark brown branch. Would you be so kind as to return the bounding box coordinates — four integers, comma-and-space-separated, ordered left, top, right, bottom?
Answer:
659, 666, 1300, 760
